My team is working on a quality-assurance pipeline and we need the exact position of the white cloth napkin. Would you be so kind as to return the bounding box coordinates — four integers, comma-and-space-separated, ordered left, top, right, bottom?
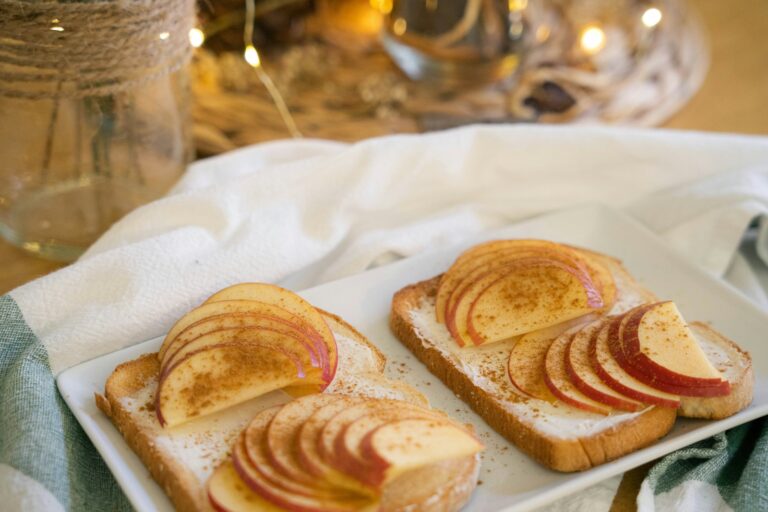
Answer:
8, 125, 768, 511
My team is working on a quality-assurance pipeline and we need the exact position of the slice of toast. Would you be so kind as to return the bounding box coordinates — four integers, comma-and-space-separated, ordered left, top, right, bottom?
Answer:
390, 255, 752, 472
97, 310, 480, 511
680, 322, 753, 419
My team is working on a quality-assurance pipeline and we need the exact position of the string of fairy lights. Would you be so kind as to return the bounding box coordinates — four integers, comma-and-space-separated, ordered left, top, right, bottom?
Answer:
183, 1, 666, 134
187, 0, 302, 138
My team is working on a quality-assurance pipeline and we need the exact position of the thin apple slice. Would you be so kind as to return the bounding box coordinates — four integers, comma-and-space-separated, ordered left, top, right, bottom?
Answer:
459, 259, 602, 346
233, 435, 374, 512
507, 333, 558, 402
544, 332, 613, 414
239, 406, 369, 501
618, 302, 730, 395
608, 307, 714, 395
162, 312, 327, 372
156, 343, 304, 427
297, 396, 375, 494
438, 241, 593, 323
163, 327, 329, 386
235, 408, 373, 511
318, 400, 441, 478
159, 300, 331, 371
438, 240, 615, 324
208, 461, 284, 512
444, 248, 601, 335
359, 418, 483, 487
332, 408, 443, 479
204, 283, 338, 375
565, 321, 644, 412
591, 320, 680, 408
260, 394, 340, 487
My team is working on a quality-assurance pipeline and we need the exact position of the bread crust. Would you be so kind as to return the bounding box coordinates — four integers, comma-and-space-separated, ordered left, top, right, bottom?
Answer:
679, 322, 754, 419
97, 311, 478, 511
390, 276, 678, 472
98, 354, 209, 512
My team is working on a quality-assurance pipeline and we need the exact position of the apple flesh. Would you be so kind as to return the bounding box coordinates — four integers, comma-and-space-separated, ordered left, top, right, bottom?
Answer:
436, 240, 615, 325
210, 394, 483, 511
156, 343, 304, 427
507, 333, 558, 401
208, 461, 285, 512
235, 408, 373, 512
565, 321, 644, 412
162, 327, 329, 385
332, 408, 444, 479
613, 302, 730, 396
544, 332, 613, 414
159, 299, 337, 379
359, 418, 484, 487
204, 283, 338, 375
297, 397, 375, 495
438, 242, 601, 322
261, 394, 342, 487
458, 259, 602, 346
162, 312, 328, 373
590, 319, 680, 408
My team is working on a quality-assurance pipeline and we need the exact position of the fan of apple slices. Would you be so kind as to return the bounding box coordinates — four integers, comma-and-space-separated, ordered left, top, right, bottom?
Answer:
207, 394, 484, 512
154, 283, 339, 427
509, 301, 731, 414
435, 240, 616, 347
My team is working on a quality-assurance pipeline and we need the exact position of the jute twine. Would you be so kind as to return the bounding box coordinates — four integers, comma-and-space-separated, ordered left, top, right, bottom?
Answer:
0, 0, 195, 99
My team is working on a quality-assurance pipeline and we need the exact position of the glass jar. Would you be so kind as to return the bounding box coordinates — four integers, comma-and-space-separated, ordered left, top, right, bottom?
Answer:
381, 0, 528, 87
0, 0, 194, 261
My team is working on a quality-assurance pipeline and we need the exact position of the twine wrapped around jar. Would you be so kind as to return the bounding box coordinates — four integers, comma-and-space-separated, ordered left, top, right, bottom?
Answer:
0, 0, 196, 99
0, 0, 195, 260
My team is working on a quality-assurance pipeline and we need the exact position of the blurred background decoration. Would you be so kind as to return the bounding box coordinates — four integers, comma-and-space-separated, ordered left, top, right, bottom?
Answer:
0, 0, 195, 261
191, 0, 708, 156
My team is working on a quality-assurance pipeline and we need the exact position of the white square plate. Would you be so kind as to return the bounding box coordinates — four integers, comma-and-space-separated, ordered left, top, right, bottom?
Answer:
58, 204, 768, 512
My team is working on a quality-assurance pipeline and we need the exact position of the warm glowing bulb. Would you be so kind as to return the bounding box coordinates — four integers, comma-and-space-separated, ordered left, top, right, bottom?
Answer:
189, 28, 205, 48
50, 26, 64, 32
642, 7, 662, 28
244, 45, 261, 67
370, 0, 393, 14
580, 25, 606, 54
158, 31, 170, 40
392, 17, 407, 36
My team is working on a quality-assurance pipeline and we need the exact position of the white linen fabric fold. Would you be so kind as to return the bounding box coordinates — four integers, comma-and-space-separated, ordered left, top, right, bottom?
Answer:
7, 125, 768, 511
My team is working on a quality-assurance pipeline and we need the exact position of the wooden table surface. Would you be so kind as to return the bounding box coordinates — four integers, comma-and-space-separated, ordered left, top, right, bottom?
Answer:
1, 0, 766, 508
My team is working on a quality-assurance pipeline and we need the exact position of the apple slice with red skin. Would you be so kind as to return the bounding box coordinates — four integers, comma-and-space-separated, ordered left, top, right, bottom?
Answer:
437, 241, 608, 323
444, 250, 604, 346
233, 435, 374, 512
162, 312, 328, 374
358, 418, 484, 488
507, 332, 558, 402
544, 331, 613, 414
162, 327, 329, 386
260, 394, 341, 487
318, 400, 443, 480
235, 407, 374, 511
332, 408, 445, 479
455, 258, 603, 346
590, 319, 680, 408
158, 300, 335, 377
204, 283, 338, 375
613, 303, 730, 396
297, 397, 375, 494
236, 406, 357, 499
156, 342, 305, 427
208, 460, 285, 512
565, 320, 644, 412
